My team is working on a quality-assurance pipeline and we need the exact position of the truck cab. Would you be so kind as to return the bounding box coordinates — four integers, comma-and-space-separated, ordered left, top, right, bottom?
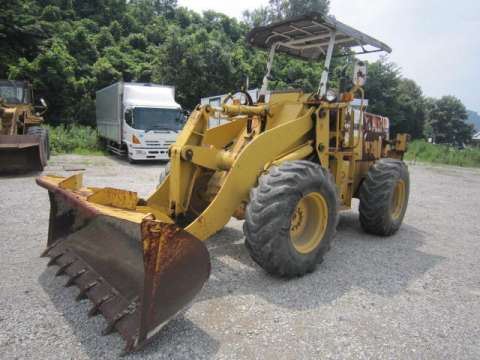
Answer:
96, 82, 184, 161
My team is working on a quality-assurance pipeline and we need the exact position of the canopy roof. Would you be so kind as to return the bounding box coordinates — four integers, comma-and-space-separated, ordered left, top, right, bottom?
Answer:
247, 13, 392, 61
0, 80, 29, 88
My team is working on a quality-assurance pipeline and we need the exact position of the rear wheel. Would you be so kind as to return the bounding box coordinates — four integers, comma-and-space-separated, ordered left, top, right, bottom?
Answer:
359, 159, 410, 236
244, 160, 338, 277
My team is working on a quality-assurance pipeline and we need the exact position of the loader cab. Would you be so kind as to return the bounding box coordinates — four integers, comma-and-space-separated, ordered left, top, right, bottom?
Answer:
0, 80, 47, 115
0, 80, 32, 105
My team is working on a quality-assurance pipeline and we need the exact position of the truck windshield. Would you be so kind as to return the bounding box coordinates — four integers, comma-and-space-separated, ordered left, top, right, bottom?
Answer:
0, 83, 25, 104
132, 107, 183, 132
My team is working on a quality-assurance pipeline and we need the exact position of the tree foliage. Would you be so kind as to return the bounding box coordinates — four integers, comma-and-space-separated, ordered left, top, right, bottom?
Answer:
1, 0, 472, 142
425, 96, 474, 145
244, 0, 330, 26
364, 58, 426, 139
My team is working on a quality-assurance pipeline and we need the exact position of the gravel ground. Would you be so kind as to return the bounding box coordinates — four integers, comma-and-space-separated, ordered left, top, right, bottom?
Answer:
1, 155, 480, 360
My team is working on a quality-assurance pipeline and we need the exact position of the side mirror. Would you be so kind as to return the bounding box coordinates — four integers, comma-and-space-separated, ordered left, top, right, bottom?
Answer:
353, 61, 368, 86
40, 98, 47, 108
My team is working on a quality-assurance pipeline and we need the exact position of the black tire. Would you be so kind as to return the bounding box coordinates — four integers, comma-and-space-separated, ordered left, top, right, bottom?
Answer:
27, 126, 50, 160
157, 162, 171, 188
127, 153, 136, 164
243, 160, 338, 277
359, 159, 410, 236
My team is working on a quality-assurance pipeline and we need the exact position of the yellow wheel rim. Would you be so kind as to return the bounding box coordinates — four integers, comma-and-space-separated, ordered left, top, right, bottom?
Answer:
391, 179, 406, 220
290, 192, 328, 254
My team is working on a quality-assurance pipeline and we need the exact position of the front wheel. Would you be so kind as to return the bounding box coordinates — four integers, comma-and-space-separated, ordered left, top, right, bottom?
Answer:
27, 126, 50, 160
127, 154, 136, 164
359, 159, 410, 236
243, 160, 338, 277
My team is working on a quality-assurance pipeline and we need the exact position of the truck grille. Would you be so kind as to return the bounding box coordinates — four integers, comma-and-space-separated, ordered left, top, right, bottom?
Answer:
144, 140, 175, 147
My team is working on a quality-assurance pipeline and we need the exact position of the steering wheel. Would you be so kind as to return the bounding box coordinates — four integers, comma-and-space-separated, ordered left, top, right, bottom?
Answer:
222, 90, 254, 106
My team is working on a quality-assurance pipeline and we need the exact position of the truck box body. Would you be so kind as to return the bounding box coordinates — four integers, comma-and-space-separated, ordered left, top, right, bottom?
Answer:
96, 82, 182, 161
96, 82, 123, 144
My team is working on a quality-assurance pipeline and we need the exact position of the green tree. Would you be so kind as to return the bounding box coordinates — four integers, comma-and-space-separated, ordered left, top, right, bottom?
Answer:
426, 96, 474, 145
244, 0, 329, 26
153, 24, 238, 109
287, 0, 329, 17
95, 27, 115, 51
2, 0, 463, 139
93, 57, 122, 88
0, 0, 45, 77
8, 40, 79, 124
395, 79, 426, 138
364, 58, 427, 139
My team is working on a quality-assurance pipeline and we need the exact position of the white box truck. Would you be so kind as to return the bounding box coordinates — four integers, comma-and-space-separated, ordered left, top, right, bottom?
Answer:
96, 82, 183, 161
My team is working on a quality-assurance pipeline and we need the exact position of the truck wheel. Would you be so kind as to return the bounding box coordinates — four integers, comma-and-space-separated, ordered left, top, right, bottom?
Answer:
244, 160, 338, 277
128, 154, 136, 164
157, 162, 171, 188
359, 159, 410, 236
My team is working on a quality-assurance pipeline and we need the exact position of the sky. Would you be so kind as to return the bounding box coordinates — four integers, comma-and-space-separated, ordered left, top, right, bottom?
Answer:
178, 0, 480, 113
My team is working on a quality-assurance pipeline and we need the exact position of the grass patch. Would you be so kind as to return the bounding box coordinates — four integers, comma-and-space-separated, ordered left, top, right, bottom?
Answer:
405, 140, 480, 168
44, 124, 106, 156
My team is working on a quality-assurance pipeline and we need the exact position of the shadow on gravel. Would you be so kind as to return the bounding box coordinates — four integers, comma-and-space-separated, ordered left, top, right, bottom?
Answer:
0, 171, 41, 179
199, 210, 444, 310
38, 268, 220, 360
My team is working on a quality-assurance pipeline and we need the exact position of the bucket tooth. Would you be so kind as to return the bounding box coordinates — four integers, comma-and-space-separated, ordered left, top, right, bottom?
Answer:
102, 310, 129, 336
76, 281, 98, 301
65, 269, 87, 287
41, 243, 58, 258
47, 253, 63, 267
122, 341, 136, 357
88, 295, 114, 317
56, 260, 75, 276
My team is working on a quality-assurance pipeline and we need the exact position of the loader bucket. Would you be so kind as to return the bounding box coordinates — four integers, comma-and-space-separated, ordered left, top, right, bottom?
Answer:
36, 175, 211, 354
0, 135, 46, 173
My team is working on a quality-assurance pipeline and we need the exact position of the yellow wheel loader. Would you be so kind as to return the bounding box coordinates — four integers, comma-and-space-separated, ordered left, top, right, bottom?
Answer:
0, 80, 49, 172
36, 13, 410, 353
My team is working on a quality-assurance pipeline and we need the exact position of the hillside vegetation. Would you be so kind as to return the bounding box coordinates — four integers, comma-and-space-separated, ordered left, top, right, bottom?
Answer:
2, 0, 476, 155
467, 110, 480, 131
405, 140, 480, 168
46, 124, 104, 155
